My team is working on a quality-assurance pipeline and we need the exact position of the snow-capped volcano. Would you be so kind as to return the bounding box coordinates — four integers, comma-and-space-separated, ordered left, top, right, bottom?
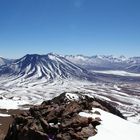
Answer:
0, 53, 95, 81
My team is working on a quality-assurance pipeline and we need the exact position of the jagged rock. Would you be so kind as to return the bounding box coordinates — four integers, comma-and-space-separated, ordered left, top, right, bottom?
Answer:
95, 117, 102, 122
4, 92, 125, 140
94, 110, 101, 115
56, 133, 71, 140
91, 120, 101, 128
62, 101, 82, 116
39, 118, 49, 132
74, 127, 97, 139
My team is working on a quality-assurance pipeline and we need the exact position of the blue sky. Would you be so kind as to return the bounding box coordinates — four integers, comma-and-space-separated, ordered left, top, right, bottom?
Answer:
0, 0, 140, 58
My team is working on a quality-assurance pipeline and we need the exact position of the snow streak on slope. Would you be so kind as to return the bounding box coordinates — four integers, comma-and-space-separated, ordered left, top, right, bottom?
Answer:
79, 108, 140, 140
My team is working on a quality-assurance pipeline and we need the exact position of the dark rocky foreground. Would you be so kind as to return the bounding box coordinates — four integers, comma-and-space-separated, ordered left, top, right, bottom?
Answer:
0, 109, 25, 140
4, 92, 125, 140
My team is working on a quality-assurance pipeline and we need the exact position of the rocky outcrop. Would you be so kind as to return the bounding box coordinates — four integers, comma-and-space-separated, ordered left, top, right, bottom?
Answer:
4, 92, 125, 140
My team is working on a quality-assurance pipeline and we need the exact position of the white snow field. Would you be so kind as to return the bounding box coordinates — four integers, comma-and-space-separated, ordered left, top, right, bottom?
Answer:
93, 70, 140, 77
80, 108, 140, 140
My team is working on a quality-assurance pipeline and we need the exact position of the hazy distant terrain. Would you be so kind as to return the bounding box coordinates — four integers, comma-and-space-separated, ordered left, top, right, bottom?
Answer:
65, 55, 140, 73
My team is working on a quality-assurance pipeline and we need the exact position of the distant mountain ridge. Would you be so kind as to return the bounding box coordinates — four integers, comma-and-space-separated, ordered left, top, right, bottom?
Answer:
0, 57, 12, 66
65, 55, 140, 73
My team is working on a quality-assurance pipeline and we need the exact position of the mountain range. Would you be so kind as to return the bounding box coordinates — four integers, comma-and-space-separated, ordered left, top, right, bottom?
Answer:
1, 54, 140, 74
0, 53, 140, 83
65, 55, 140, 73
0, 53, 96, 81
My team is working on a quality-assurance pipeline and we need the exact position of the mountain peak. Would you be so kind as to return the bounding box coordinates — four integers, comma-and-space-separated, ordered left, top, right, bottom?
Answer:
0, 53, 96, 81
47, 53, 62, 60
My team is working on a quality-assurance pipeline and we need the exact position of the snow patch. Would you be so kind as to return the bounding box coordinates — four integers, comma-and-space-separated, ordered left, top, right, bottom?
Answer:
114, 85, 121, 90
79, 108, 140, 140
65, 93, 79, 101
0, 98, 29, 109
0, 113, 10, 117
